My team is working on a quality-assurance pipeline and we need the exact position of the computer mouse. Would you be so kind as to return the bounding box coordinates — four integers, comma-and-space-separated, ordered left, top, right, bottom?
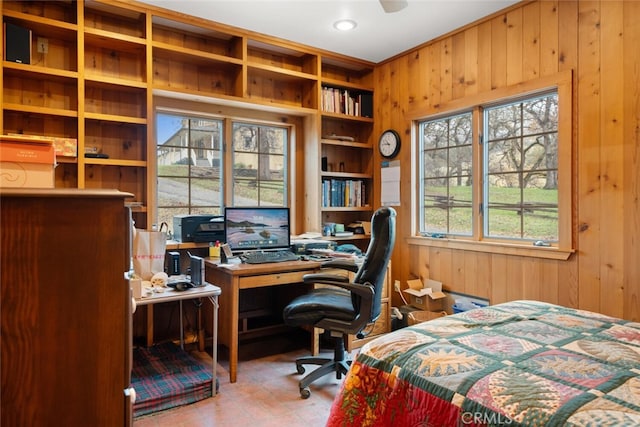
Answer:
172, 282, 192, 291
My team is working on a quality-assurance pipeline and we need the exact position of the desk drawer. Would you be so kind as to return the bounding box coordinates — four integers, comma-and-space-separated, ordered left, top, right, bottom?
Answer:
238, 270, 309, 289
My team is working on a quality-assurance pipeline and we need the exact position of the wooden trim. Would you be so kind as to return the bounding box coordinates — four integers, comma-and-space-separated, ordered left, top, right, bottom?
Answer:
407, 236, 573, 261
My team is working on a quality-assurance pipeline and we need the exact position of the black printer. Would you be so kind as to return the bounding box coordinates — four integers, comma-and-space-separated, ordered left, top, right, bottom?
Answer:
173, 214, 224, 243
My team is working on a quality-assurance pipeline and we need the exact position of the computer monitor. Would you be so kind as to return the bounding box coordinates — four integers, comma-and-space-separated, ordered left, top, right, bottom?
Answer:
224, 206, 291, 253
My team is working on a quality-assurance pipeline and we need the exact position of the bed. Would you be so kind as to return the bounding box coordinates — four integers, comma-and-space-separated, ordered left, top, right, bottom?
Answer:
326, 300, 640, 426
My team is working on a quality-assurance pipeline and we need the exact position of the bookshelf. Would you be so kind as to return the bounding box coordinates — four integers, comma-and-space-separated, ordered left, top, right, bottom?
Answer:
1, 0, 388, 353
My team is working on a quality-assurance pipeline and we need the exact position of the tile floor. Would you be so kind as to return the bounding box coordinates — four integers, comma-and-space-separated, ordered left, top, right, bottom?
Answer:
133, 347, 344, 427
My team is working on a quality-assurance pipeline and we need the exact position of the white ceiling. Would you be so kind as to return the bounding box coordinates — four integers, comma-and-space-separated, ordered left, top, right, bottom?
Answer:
140, 0, 519, 63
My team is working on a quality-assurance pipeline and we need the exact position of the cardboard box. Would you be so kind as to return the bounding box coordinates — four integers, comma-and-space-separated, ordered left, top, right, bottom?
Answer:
407, 310, 447, 325
5, 134, 77, 157
51, 137, 78, 157
0, 141, 56, 188
403, 278, 447, 311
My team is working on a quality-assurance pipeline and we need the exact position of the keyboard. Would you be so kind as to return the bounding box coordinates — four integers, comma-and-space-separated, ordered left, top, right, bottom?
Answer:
241, 250, 299, 264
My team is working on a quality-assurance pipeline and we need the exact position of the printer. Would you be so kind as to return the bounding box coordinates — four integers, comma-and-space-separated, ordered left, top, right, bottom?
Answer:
173, 214, 224, 243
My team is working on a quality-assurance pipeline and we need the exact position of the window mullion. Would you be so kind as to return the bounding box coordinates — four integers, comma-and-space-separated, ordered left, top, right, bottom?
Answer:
472, 107, 484, 241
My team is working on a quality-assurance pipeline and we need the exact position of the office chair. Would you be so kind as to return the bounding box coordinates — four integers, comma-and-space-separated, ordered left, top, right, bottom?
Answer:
283, 206, 396, 398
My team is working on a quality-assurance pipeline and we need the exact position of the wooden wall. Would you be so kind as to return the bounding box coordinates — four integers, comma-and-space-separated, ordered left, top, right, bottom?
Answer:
374, 0, 640, 321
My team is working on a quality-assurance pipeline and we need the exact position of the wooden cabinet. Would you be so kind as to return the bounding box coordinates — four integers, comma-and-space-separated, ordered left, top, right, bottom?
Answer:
0, 188, 134, 427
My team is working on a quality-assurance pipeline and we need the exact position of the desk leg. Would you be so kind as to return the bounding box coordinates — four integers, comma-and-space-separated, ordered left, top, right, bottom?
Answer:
197, 301, 205, 353
208, 295, 219, 396
179, 300, 184, 350
146, 305, 154, 347
229, 281, 239, 383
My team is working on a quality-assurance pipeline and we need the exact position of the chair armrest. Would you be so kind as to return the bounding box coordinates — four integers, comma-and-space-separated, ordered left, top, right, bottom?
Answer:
304, 279, 373, 299
320, 258, 359, 273
311, 279, 375, 335
303, 273, 349, 285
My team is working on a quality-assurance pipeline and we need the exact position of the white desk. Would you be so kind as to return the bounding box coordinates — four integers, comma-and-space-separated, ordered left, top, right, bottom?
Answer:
135, 283, 221, 395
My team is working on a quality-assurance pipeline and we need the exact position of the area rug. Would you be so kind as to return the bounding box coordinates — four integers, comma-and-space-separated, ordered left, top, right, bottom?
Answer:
132, 342, 213, 418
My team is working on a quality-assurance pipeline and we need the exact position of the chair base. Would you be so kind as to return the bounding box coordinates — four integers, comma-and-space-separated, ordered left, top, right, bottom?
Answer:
294, 336, 351, 398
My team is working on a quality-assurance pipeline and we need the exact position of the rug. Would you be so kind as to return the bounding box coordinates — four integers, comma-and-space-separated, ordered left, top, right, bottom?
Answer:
132, 342, 213, 418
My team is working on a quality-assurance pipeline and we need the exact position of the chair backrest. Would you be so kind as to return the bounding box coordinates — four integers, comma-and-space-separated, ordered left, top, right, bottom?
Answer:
352, 206, 396, 321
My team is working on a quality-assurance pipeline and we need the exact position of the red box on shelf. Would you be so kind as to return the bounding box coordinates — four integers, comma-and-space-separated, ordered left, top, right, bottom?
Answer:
0, 139, 56, 188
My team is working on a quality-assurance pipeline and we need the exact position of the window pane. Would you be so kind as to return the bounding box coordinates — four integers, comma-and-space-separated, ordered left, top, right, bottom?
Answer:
157, 177, 190, 207
191, 178, 222, 207
487, 139, 520, 175
487, 103, 521, 139
157, 147, 190, 177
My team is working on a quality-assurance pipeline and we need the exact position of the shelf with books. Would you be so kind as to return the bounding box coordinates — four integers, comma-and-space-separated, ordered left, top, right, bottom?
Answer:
321, 86, 373, 118
322, 178, 369, 209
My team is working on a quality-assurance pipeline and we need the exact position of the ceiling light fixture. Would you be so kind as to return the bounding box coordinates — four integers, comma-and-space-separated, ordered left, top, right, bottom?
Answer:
380, 0, 408, 13
333, 19, 357, 31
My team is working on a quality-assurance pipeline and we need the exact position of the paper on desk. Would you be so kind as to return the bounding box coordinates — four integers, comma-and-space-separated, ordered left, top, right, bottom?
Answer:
293, 232, 323, 239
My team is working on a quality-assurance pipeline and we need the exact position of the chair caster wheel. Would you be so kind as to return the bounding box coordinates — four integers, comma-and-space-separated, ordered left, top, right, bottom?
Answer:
296, 365, 305, 375
300, 387, 311, 399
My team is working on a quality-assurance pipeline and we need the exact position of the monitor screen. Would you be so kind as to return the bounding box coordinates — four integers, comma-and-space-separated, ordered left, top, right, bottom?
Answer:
224, 206, 291, 253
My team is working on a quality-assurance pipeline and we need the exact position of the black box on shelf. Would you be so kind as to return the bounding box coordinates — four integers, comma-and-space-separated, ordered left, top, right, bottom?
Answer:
4, 22, 31, 64
360, 93, 373, 118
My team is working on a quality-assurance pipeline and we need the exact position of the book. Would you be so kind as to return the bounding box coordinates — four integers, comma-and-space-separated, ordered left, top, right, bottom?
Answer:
333, 231, 354, 237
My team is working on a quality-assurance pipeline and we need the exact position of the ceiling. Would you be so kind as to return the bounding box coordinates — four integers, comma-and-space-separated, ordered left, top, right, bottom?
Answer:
140, 0, 519, 63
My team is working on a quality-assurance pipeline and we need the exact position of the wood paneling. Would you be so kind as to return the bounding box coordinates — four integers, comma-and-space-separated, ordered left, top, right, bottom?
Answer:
376, 0, 639, 321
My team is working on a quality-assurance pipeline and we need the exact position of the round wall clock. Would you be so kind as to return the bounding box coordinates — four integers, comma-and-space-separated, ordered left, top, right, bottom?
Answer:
378, 129, 401, 159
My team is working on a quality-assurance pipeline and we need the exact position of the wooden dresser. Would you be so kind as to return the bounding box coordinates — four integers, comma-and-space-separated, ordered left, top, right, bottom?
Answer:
1, 189, 134, 426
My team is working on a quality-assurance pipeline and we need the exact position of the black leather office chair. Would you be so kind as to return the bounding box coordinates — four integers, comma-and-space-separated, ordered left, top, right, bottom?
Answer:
283, 206, 396, 398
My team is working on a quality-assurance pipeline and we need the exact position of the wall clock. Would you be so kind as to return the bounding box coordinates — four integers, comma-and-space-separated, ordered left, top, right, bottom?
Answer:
378, 129, 401, 159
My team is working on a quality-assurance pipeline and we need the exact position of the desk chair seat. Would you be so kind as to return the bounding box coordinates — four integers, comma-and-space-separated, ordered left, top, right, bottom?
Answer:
283, 207, 396, 398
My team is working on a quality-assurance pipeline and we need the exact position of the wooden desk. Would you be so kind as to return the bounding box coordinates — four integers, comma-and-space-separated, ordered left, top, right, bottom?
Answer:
205, 259, 322, 383
135, 284, 221, 395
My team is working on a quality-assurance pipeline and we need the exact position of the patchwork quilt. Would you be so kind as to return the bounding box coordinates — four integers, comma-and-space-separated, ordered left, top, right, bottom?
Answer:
326, 300, 640, 426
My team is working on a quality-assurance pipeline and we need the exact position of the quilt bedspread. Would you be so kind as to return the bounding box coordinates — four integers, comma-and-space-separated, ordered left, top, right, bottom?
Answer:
326, 300, 640, 426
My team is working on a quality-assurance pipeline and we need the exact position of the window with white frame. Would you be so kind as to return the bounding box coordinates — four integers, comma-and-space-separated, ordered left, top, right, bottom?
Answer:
156, 112, 290, 233
417, 74, 572, 249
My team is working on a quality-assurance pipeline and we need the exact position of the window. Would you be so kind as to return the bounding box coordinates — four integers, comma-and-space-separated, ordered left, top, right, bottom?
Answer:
156, 111, 290, 233
416, 73, 572, 252
156, 113, 223, 228
484, 93, 558, 240
420, 112, 474, 236
231, 122, 287, 206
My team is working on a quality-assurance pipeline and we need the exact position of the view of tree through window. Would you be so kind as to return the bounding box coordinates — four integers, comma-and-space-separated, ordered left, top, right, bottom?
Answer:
419, 90, 559, 243
231, 122, 287, 206
420, 112, 474, 235
485, 93, 558, 240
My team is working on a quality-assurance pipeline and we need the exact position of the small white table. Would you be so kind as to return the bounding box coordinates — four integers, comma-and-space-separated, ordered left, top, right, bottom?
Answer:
135, 283, 221, 395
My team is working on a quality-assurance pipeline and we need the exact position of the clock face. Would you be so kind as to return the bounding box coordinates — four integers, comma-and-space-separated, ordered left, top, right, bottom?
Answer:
379, 129, 400, 158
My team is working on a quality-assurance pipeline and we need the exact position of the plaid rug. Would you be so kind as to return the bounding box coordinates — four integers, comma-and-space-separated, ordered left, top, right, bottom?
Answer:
132, 342, 213, 418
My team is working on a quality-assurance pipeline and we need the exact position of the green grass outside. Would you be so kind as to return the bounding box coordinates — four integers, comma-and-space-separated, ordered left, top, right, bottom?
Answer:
424, 186, 558, 240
